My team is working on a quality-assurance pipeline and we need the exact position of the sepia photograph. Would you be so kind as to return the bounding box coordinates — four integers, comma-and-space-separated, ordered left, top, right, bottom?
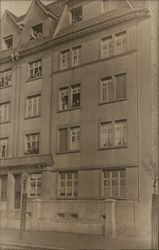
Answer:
0, 0, 158, 249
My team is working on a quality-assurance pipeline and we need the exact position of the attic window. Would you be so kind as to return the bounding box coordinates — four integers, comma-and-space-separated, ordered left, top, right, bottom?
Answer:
71, 6, 82, 24
30, 23, 43, 40
3, 35, 13, 49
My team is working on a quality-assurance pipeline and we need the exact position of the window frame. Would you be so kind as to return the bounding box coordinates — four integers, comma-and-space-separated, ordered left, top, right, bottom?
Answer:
114, 119, 128, 147
58, 172, 78, 198
0, 102, 10, 124
25, 94, 41, 119
31, 23, 43, 40
100, 73, 127, 104
28, 59, 42, 80
60, 49, 70, 70
71, 6, 82, 24
25, 133, 40, 155
29, 173, 42, 198
57, 126, 81, 154
99, 119, 128, 149
3, 35, 13, 49
58, 84, 81, 112
0, 69, 12, 89
102, 0, 111, 13
103, 169, 126, 198
0, 175, 7, 201
115, 31, 127, 55
72, 46, 81, 67
0, 138, 8, 159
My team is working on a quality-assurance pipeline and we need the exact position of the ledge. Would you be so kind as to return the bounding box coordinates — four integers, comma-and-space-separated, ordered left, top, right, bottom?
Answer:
98, 145, 128, 151
56, 150, 80, 155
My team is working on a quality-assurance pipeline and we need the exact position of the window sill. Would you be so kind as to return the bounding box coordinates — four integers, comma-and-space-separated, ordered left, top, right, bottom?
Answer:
56, 197, 78, 200
98, 145, 128, 151
56, 150, 80, 155
57, 107, 80, 113
99, 98, 127, 105
24, 152, 39, 156
26, 76, 42, 82
24, 115, 41, 120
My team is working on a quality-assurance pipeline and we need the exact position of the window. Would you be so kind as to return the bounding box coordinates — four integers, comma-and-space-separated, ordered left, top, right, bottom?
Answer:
72, 46, 81, 67
100, 122, 112, 148
58, 84, 81, 111
61, 49, 69, 70
101, 36, 113, 58
26, 95, 41, 118
25, 133, 40, 155
100, 120, 127, 148
59, 172, 78, 197
71, 84, 80, 108
30, 23, 43, 40
71, 6, 82, 24
0, 138, 8, 159
103, 0, 111, 12
100, 73, 127, 103
58, 126, 80, 153
101, 77, 113, 103
3, 35, 13, 49
29, 174, 42, 197
115, 31, 127, 55
28, 59, 42, 80
71, 127, 80, 150
0, 102, 10, 123
0, 175, 7, 201
59, 128, 68, 152
14, 174, 21, 209
115, 73, 126, 100
115, 120, 127, 146
103, 169, 126, 197
0, 70, 12, 88
59, 88, 69, 111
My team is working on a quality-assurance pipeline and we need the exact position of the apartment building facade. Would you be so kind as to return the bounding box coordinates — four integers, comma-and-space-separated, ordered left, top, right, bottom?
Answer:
0, 0, 158, 239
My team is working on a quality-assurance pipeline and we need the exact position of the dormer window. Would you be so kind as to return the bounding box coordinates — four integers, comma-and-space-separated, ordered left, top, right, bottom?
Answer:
103, 0, 111, 12
3, 35, 13, 49
71, 6, 82, 24
30, 23, 43, 40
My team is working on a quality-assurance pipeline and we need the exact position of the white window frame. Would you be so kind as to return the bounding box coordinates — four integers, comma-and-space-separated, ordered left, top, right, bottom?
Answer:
115, 31, 127, 55
25, 133, 40, 155
58, 172, 78, 198
0, 138, 8, 159
28, 59, 42, 79
101, 77, 113, 103
100, 122, 112, 148
31, 23, 43, 40
115, 120, 128, 146
101, 35, 113, 58
70, 127, 80, 150
0, 70, 12, 88
71, 84, 80, 108
72, 46, 81, 67
61, 49, 70, 70
59, 87, 69, 111
0, 102, 10, 123
26, 95, 41, 118
103, 169, 126, 198
29, 174, 42, 198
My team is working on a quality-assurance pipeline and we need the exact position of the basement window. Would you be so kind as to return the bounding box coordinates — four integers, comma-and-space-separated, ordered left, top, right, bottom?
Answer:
30, 23, 43, 40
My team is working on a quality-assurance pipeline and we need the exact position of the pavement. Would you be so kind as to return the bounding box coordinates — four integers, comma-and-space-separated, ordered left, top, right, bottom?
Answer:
0, 228, 152, 250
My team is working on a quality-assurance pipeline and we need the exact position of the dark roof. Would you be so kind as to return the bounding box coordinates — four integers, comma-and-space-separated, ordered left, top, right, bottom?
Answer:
6, 0, 64, 24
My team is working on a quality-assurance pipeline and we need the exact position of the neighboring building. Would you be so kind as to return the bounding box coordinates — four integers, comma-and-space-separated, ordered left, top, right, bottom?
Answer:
0, 0, 158, 241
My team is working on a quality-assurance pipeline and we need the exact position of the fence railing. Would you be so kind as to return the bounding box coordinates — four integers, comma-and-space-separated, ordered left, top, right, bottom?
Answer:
40, 200, 105, 224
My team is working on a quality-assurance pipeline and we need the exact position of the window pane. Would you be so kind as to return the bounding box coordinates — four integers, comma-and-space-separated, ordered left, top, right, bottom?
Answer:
115, 73, 126, 100
72, 85, 80, 108
101, 122, 112, 147
59, 128, 68, 152
71, 7, 82, 24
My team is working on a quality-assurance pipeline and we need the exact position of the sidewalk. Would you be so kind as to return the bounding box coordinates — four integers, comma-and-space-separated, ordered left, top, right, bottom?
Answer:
0, 228, 151, 250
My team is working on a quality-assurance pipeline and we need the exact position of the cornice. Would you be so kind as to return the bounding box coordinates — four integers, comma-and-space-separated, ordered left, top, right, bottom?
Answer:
0, 8, 150, 64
